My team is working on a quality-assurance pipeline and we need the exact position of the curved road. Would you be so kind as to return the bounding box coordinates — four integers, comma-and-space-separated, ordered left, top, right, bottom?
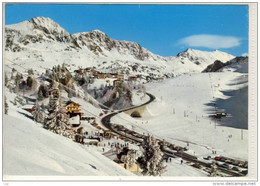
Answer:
101, 92, 155, 142
100, 92, 244, 177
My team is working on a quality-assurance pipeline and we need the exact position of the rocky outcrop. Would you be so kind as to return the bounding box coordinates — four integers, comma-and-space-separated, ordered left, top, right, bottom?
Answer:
73, 30, 152, 60
202, 60, 225, 72
202, 56, 248, 72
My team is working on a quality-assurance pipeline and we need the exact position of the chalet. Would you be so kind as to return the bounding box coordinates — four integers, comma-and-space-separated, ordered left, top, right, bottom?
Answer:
65, 101, 84, 119
116, 74, 124, 80
115, 147, 140, 173
87, 69, 99, 76
22, 105, 35, 113
105, 73, 112, 78
128, 76, 137, 81
74, 127, 88, 143
69, 115, 81, 127
84, 138, 99, 146
119, 163, 139, 172
157, 77, 164, 81
74, 69, 83, 75
97, 73, 107, 79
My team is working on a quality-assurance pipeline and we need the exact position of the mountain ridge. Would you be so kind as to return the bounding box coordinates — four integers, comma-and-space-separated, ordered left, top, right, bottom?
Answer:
5, 16, 236, 80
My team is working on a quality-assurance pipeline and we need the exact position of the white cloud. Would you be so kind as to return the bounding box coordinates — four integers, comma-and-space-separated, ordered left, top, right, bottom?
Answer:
242, 53, 248, 57
178, 34, 241, 49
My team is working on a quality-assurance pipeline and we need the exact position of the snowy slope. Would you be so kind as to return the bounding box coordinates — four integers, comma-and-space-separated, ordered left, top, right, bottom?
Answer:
111, 70, 248, 160
4, 17, 235, 78
3, 91, 134, 177
3, 16, 244, 178
3, 90, 208, 178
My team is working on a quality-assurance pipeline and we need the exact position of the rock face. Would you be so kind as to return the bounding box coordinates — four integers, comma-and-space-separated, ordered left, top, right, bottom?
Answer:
4, 16, 238, 78
203, 56, 248, 72
28, 17, 72, 42
177, 48, 235, 67
203, 60, 225, 72
5, 17, 158, 61
73, 30, 156, 61
5, 17, 72, 52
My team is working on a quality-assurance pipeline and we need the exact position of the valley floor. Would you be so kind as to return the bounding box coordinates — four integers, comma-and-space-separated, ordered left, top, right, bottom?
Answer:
3, 69, 248, 178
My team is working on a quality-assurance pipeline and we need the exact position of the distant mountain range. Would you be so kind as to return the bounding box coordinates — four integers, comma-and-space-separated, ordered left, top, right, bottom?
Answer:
5, 16, 238, 80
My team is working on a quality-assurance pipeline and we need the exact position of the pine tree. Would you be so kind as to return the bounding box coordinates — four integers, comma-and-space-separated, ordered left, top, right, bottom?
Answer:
44, 83, 74, 139
26, 75, 37, 90
14, 81, 19, 94
13, 97, 17, 105
137, 135, 166, 176
4, 96, 8, 115
67, 84, 76, 99
5, 73, 8, 87
28, 68, 34, 75
32, 101, 45, 124
38, 90, 44, 101
209, 163, 218, 177
38, 82, 49, 100
120, 149, 139, 168
41, 103, 45, 110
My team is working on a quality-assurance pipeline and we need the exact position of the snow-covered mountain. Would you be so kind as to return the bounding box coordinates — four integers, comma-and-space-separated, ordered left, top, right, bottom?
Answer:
4, 16, 235, 79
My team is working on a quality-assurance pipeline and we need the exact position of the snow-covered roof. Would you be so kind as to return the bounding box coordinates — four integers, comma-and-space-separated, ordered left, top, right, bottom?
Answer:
66, 100, 81, 106
69, 115, 80, 124
83, 138, 99, 143
22, 105, 35, 109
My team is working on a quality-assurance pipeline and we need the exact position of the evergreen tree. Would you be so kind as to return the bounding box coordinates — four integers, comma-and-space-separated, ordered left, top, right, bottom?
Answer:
13, 97, 17, 105
38, 90, 44, 101
38, 82, 49, 100
44, 82, 74, 139
25, 75, 37, 90
4, 96, 8, 115
120, 148, 140, 168
32, 101, 45, 124
41, 103, 45, 110
67, 84, 76, 99
209, 163, 218, 177
5, 73, 8, 87
14, 80, 20, 94
28, 68, 34, 75
137, 135, 166, 176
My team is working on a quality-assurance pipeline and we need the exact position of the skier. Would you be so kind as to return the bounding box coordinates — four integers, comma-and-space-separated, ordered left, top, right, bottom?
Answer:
181, 160, 183, 164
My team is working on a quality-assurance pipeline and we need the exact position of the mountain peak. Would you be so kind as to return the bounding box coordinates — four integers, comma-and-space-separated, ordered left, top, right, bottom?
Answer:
91, 29, 106, 35
30, 16, 53, 23
29, 16, 63, 31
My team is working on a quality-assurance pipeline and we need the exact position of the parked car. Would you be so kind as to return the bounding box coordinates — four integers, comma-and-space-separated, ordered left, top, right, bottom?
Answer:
221, 163, 231, 169
215, 156, 221, 161
240, 170, 248, 175
203, 156, 211, 160
231, 166, 240, 171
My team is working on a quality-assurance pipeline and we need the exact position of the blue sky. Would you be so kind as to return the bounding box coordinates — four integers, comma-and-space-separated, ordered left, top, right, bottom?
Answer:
5, 4, 248, 57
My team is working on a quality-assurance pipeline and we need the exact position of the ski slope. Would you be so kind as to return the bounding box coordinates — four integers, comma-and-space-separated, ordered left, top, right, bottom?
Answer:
111, 71, 248, 160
